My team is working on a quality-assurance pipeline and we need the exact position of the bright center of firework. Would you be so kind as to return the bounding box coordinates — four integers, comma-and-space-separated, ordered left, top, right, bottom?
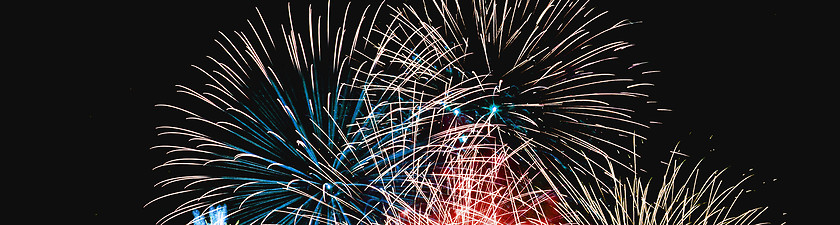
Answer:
453, 109, 460, 116
490, 106, 498, 113
323, 183, 333, 191
459, 136, 467, 143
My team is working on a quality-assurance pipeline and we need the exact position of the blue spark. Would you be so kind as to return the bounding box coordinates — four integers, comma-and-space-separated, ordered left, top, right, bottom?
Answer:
192, 204, 228, 225
192, 210, 207, 225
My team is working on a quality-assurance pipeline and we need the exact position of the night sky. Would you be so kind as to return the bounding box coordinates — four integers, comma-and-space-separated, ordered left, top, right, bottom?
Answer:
43, 0, 822, 224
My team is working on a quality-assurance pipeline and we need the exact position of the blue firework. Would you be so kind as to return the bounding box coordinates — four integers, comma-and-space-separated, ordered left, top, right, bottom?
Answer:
148, 3, 430, 224
191, 204, 229, 225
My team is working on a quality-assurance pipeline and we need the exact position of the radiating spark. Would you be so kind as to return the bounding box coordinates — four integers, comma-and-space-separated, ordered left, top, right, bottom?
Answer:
149, 3, 430, 224
556, 147, 768, 225
362, 0, 665, 179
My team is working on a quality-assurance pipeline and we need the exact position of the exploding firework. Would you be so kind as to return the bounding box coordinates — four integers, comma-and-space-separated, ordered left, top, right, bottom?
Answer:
360, 0, 665, 176
557, 148, 768, 225
384, 139, 573, 225
148, 0, 776, 225
147, 2, 433, 224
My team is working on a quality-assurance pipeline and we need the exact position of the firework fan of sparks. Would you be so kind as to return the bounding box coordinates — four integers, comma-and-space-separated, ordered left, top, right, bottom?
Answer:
556, 147, 768, 225
387, 141, 771, 225
147, 2, 434, 224
360, 0, 667, 178
384, 136, 576, 225
148, 0, 771, 225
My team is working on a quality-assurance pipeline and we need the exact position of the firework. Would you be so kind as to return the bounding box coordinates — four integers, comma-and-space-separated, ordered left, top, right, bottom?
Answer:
385, 138, 573, 225
147, 2, 430, 224
148, 0, 777, 224
557, 149, 768, 225
361, 0, 664, 177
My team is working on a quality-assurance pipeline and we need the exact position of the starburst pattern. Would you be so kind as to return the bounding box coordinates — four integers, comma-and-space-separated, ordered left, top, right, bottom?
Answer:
147, 2, 425, 224
360, 0, 664, 176
557, 150, 767, 225
148, 1, 772, 225
385, 141, 572, 225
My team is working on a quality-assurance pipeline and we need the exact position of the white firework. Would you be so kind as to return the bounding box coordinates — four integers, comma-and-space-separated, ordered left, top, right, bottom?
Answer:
359, 0, 665, 179
558, 146, 768, 225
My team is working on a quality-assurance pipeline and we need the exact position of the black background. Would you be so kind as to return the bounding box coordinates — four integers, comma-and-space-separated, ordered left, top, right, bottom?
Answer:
40, 0, 823, 224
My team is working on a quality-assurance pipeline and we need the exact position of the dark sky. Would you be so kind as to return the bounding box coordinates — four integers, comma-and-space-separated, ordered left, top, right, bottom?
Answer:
47, 0, 821, 224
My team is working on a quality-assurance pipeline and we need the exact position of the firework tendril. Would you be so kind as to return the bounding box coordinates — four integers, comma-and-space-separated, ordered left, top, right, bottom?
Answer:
149, 0, 771, 224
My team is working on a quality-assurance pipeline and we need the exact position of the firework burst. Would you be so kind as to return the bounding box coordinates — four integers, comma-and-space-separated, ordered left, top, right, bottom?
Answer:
147, 2, 431, 224
148, 0, 776, 224
384, 137, 573, 225
360, 0, 665, 176
557, 148, 768, 225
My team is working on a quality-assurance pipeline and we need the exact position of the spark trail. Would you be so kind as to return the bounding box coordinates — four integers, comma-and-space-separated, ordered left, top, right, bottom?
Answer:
361, 0, 665, 177
148, 2, 431, 224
